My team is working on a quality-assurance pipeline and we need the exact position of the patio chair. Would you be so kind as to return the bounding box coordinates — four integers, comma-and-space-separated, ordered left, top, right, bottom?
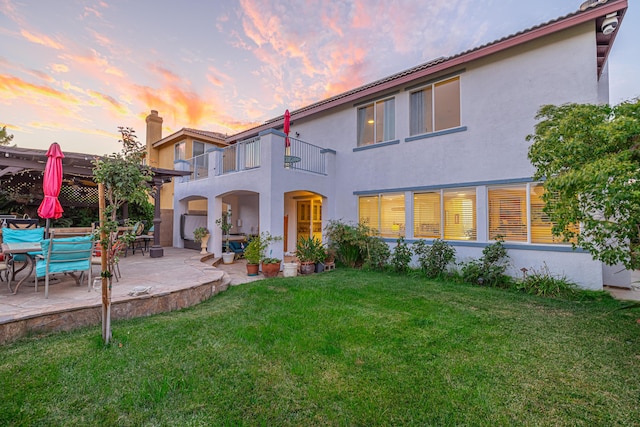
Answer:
5, 218, 40, 229
228, 240, 245, 258
2, 227, 44, 287
35, 234, 94, 298
125, 221, 153, 256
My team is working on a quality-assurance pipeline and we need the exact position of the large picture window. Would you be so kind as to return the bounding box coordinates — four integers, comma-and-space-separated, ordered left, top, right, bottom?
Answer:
410, 76, 460, 136
487, 184, 577, 244
357, 98, 395, 147
359, 194, 405, 237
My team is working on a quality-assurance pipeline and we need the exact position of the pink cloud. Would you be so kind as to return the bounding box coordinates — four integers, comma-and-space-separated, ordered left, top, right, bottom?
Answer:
20, 29, 64, 50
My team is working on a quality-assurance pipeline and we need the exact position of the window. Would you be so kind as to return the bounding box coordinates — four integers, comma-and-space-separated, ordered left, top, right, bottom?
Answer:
174, 141, 186, 161
530, 184, 578, 244
443, 189, 476, 240
357, 98, 395, 146
488, 186, 527, 242
414, 192, 441, 238
193, 141, 205, 157
410, 76, 460, 136
487, 184, 577, 244
413, 189, 476, 240
358, 194, 405, 237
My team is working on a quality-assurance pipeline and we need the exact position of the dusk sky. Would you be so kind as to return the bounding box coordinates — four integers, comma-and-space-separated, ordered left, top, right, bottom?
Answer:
1, 0, 638, 155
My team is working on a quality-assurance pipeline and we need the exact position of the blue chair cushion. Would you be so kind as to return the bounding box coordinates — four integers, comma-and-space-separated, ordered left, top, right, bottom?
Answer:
228, 241, 245, 254
35, 236, 93, 278
2, 227, 44, 261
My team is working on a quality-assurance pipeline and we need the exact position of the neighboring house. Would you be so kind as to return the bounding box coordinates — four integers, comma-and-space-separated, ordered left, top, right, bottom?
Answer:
168, 0, 630, 290
145, 110, 228, 246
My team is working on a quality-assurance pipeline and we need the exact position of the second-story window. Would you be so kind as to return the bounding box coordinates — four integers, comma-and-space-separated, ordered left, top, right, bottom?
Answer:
410, 76, 460, 136
174, 141, 186, 161
357, 97, 395, 147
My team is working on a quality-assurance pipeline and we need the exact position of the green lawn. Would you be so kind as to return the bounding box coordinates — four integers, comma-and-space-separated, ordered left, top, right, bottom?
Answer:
1, 269, 639, 426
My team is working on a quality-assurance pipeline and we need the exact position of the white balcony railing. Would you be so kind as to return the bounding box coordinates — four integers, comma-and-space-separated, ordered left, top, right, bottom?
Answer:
216, 137, 261, 176
187, 152, 208, 181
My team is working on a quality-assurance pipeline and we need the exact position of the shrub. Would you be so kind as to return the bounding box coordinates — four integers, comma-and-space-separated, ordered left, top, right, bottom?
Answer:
461, 239, 511, 287
517, 264, 577, 297
390, 237, 412, 274
413, 239, 456, 279
364, 237, 390, 271
324, 220, 372, 268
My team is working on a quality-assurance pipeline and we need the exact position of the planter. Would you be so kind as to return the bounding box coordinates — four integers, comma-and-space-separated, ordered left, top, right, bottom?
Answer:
246, 263, 259, 276
261, 262, 281, 278
300, 262, 315, 275
200, 234, 210, 255
282, 262, 298, 277
315, 262, 325, 273
222, 252, 235, 264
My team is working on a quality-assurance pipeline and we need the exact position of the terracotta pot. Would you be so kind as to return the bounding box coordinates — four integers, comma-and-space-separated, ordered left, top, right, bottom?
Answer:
300, 262, 315, 275
246, 263, 259, 276
261, 262, 281, 278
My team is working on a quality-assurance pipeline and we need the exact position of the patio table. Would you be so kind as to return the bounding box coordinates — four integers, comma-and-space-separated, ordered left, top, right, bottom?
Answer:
2, 241, 42, 294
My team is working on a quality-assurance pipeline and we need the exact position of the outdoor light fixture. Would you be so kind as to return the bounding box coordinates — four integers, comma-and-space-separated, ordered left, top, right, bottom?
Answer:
367, 119, 374, 124
601, 12, 618, 35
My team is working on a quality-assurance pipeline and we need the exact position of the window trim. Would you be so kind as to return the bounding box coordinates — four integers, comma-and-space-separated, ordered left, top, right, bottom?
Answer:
409, 75, 461, 137
356, 96, 396, 148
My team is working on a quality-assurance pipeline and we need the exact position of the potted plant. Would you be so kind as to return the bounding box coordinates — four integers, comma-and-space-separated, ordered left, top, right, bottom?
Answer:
314, 242, 327, 273
244, 232, 282, 276
216, 211, 234, 264
193, 226, 210, 255
261, 256, 281, 278
296, 236, 321, 275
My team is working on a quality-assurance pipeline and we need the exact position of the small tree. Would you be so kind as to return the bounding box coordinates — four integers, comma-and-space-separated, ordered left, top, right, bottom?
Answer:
92, 127, 153, 343
527, 99, 640, 269
0, 125, 13, 146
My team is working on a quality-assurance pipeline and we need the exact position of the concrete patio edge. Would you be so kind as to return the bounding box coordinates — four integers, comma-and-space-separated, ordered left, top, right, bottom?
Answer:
0, 252, 228, 345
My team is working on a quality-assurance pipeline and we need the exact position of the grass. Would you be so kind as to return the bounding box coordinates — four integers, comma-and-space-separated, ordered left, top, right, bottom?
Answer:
1, 269, 639, 426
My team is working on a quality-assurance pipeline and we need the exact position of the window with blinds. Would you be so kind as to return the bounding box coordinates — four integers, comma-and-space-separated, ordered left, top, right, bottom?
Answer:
359, 194, 405, 237
443, 189, 476, 240
414, 192, 441, 238
530, 184, 577, 244
380, 194, 405, 237
488, 186, 527, 242
359, 196, 379, 232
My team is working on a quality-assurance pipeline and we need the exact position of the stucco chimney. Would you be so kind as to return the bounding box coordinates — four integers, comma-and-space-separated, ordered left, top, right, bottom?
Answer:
145, 110, 163, 168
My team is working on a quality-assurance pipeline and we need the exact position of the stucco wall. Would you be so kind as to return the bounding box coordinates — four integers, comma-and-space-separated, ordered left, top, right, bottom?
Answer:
173, 22, 613, 289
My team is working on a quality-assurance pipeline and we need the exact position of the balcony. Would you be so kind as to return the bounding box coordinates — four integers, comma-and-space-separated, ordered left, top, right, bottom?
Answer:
213, 136, 330, 176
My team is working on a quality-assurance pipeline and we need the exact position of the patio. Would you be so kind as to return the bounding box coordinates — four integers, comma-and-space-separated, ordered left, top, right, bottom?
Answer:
0, 248, 263, 344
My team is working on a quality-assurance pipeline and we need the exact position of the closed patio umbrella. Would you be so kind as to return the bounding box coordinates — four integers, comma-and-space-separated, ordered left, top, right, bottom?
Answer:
284, 109, 291, 148
37, 142, 64, 237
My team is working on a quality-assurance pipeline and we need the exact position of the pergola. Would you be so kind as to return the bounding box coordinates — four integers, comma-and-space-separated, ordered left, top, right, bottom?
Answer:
0, 146, 188, 257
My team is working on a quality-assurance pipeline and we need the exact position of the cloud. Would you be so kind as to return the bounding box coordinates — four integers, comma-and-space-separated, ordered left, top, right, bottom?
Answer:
0, 73, 78, 104
51, 63, 69, 73
87, 90, 129, 115
20, 29, 64, 50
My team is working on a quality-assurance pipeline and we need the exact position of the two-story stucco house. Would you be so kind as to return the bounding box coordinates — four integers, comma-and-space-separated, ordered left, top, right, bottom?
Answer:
149, 0, 630, 290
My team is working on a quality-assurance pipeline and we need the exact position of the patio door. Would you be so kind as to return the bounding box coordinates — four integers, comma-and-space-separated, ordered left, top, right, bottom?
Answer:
297, 198, 322, 243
